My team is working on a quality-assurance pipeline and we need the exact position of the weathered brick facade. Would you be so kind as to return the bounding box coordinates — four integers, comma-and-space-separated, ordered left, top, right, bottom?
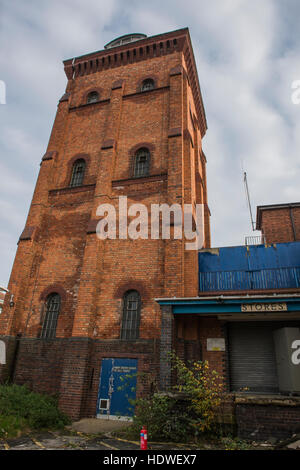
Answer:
257, 202, 300, 244
0, 28, 211, 420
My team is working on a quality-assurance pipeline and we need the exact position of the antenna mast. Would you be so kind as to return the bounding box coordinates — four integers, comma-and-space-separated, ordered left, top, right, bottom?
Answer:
243, 171, 256, 231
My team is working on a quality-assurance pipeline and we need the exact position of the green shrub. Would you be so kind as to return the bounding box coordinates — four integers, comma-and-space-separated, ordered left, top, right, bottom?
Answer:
123, 354, 225, 443
171, 355, 224, 434
0, 384, 70, 432
128, 393, 196, 442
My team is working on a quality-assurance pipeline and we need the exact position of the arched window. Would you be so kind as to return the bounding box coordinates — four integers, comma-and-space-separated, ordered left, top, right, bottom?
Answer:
134, 148, 150, 178
121, 290, 141, 340
86, 91, 99, 104
141, 78, 155, 92
41, 293, 61, 339
70, 159, 86, 187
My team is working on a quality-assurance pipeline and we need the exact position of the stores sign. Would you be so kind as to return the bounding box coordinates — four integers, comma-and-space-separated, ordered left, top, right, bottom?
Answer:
241, 303, 287, 312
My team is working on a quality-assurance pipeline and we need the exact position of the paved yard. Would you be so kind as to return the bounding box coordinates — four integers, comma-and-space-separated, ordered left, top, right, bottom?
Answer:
0, 430, 196, 451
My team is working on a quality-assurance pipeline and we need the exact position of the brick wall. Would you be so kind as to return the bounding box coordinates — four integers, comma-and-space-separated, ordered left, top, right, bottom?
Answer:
175, 315, 226, 382
0, 335, 159, 421
258, 205, 300, 244
236, 403, 300, 440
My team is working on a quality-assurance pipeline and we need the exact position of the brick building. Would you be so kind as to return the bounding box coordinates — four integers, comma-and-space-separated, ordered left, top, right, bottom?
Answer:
256, 202, 300, 244
158, 204, 300, 440
1, 27, 299, 440
0, 28, 211, 420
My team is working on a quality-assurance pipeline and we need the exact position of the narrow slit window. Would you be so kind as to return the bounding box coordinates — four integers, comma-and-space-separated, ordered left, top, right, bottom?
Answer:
121, 290, 141, 340
134, 148, 150, 177
41, 293, 61, 339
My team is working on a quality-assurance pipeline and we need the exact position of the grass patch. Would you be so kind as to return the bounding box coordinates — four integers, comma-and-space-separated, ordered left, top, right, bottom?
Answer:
0, 415, 28, 439
0, 384, 70, 438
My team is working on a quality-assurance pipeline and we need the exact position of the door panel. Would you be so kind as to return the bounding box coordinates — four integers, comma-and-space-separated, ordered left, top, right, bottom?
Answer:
97, 358, 138, 418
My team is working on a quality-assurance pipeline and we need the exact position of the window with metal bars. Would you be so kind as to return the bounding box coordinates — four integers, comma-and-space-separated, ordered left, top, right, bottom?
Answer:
134, 148, 150, 178
141, 78, 155, 92
70, 159, 86, 187
86, 91, 99, 104
41, 293, 61, 339
120, 290, 141, 340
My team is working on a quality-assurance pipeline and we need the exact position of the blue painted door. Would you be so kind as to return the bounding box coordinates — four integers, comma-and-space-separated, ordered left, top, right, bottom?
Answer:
97, 358, 138, 418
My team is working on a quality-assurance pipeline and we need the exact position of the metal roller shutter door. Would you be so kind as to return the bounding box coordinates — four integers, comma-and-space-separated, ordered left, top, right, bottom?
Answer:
228, 322, 279, 393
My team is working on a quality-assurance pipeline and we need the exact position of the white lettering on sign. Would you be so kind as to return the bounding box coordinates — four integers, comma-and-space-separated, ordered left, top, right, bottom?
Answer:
0, 340, 6, 364
291, 340, 300, 365
112, 366, 137, 373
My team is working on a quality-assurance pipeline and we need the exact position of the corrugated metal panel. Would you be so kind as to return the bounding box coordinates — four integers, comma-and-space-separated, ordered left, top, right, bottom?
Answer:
228, 322, 279, 393
199, 241, 300, 272
199, 267, 300, 291
198, 241, 300, 291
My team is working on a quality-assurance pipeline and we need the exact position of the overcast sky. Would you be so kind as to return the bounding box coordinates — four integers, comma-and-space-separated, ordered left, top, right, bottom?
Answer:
0, 0, 300, 287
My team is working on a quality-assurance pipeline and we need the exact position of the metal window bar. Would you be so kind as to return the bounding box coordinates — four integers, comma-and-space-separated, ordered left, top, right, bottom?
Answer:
134, 149, 150, 177
41, 293, 61, 339
70, 159, 86, 187
121, 291, 140, 340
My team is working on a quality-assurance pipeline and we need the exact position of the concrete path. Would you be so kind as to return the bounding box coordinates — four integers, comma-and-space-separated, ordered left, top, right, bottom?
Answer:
68, 418, 131, 434
0, 431, 140, 450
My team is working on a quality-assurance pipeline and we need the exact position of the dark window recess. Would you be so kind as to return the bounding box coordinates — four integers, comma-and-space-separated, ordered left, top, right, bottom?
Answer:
70, 159, 86, 187
121, 290, 141, 340
99, 399, 109, 410
86, 91, 99, 104
41, 293, 61, 339
141, 79, 155, 92
134, 148, 150, 177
